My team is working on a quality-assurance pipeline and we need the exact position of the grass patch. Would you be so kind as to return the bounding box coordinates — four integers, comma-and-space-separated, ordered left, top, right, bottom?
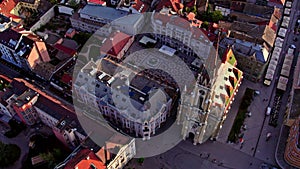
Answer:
227, 88, 254, 142
88, 46, 101, 60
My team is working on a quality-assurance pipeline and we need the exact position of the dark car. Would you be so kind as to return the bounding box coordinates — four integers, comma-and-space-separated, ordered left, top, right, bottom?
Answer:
293, 37, 298, 42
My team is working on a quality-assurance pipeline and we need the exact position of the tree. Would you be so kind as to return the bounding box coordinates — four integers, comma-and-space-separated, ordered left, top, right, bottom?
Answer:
211, 10, 223, 23
137, 157, 144, 165
50, 0, 59, 4
201, 21, 209, 29
40, 148, 64, 168
0, 142, 21, 167
191, 5, 197, 14
185, 7, 190, 13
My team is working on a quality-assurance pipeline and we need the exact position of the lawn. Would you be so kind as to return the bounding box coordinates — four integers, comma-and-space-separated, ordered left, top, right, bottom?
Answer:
227, 88, 254, 142
88, 46, 101, 60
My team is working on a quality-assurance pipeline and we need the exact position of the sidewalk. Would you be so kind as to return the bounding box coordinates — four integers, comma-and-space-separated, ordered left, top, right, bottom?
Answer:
217, 79, 276, 163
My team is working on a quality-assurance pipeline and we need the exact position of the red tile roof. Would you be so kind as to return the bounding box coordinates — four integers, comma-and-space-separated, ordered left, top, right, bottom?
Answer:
65, 149, 106, 169
87, 0, 106, 5
54, 44, 77, 56
155, 0, 183, 12
131, 0, 149, 13
61, 73, 72, 84
186, 12, 195, 21
268, 0, 285, 5
0, 0, 20, 20
153, 12, 171, 25
100, 32, 132, 57
269, 20, 277, 32
169, 16, 192, 30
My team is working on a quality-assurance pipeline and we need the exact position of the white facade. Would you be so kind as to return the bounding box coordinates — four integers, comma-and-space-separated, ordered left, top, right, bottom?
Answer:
106, 138, 136, 169
35, 106, 59, 128
151, 12, 214, 62
0, 102, 12, 118
0, 43, 22, 67
70, 6, 145, 35
74, 59, 173, 140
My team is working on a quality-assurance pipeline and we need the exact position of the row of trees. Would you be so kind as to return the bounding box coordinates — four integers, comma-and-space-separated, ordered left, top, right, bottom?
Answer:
228, 88, 254, 142
185, 5, 224, 24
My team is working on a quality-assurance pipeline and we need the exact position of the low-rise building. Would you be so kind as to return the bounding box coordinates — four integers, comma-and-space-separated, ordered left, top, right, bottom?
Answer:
14, 0, 41, 13
0, 28, 51, 72
57, 135, 135, 169
0, 14, 12, 32
70, 4, 145, 35
284, 117, 300, 168
220, 37, 268, 81
74, 58, 174, 140
151, 12, 215, 61
12, 89, 39, 126
34, 91, 85, 149
100, 31, 134, 60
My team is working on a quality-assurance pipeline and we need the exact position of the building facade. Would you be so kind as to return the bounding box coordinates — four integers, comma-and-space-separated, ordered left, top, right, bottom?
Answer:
177, 54, 243, 144
14, 0, 41, 13
74, 58, 174, 140
12, 89, 39, 126
100, 31, 134, 60
220, 37, 269, 81
151, 12, 215, 64
70, 4, 145, 35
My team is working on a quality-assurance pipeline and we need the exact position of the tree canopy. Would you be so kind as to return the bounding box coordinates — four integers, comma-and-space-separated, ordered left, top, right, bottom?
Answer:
0, 142, 21, 168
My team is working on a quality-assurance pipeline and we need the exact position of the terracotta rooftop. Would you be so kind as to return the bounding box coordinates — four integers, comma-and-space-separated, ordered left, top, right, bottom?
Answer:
269, 0, 285, 5
100, 32, 132, 57
0, 0, 21, 21
131, 0, 149, 13
54, 44, 77, 57
87, 0, 106, 5
155, 0, 183, 13
65, 149, 106, 169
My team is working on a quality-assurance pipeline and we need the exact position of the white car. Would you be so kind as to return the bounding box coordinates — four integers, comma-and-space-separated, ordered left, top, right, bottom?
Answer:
290, 44, 296, 49
266, 107, 271, 116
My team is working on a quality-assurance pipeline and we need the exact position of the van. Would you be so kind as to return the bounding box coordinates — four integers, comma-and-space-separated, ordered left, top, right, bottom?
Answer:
266, 107, 271, 116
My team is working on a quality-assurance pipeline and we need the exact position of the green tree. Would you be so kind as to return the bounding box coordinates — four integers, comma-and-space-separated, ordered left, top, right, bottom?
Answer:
0, 142, 21, 167
185, 7, 190, 13
40, 148, 64, 168
50, 0, 59, 4
137, 157, 144, 165
201, 21, 209, 29
191, 5, 197, 13
211, 10, 223, 23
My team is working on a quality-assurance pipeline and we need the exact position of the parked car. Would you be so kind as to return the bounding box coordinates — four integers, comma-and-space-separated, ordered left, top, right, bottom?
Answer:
290, 44, 296, 49
293, 37, 298, 42
266, 107, 271, 116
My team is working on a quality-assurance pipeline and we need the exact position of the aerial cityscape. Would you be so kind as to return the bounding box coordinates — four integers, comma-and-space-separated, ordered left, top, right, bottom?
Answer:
0, 0, 299, 168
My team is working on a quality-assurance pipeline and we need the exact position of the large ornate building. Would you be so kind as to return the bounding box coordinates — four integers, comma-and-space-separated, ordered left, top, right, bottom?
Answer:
74, 57, 175, 140
177, 56, 243, 144
73, 10, 243, 144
